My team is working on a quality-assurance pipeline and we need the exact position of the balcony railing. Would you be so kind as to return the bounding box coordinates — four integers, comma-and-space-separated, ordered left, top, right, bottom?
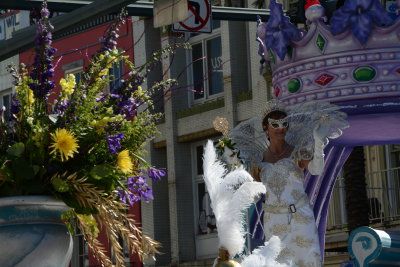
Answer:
327, 167, 400, 230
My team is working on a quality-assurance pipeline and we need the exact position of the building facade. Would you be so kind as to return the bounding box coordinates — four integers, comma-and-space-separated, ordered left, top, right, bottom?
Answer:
0, 10, 30, 120
1, 1, 399, 266
134, 1, 400, 267
134, 2, 270, 265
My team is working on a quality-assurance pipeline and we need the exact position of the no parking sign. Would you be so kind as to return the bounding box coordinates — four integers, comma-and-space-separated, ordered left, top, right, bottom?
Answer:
173, 0, 212, 33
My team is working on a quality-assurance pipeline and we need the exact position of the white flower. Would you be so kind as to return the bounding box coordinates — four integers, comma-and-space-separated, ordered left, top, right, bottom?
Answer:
223, 147, 242, 166
27, 117, 34, 125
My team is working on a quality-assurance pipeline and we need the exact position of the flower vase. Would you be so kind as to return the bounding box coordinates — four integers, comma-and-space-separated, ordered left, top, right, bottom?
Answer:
0, 196, 73, 267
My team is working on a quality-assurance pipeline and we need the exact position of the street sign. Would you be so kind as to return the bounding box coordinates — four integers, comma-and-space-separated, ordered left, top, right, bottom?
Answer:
0, 11, 30, 41
153, 0, 188, 28
172, 0, 212, 33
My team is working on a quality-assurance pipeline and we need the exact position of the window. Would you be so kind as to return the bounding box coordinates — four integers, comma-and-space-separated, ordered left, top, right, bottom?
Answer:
72, 71, 82, 85
189, 21, 223, 102
388, 144, 400, 168
328, 145, 400, 229
109, 60, 123, 93
71, 229, 89, 267
78, 235, 89, 266
64, 60, 123, 95
63, 60, 83, 84
64, 64, 83, 88
327, 175, 347, 230
111, 236, 130, 265
193, 141, 216, 235
385, 144, 400, 218
0, 89, 12, 120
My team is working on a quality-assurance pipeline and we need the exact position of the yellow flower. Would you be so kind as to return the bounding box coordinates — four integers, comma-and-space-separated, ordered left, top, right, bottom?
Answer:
99, 68, 109, 77
59, 74, 76, 100
26, 89, 35, 106
32, 128, 44, 147
16, 77, 35, 114
49, 129, 79, 161
117, 150, 133, 174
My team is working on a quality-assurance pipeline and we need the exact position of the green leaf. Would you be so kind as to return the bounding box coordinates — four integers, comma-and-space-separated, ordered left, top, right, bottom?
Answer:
61, 210, 76, 235
0, 165, 14, 182
7, 143, 25, 157
90, 164, 113, 180
11, 158, 36, 180
52, 177, 70, 192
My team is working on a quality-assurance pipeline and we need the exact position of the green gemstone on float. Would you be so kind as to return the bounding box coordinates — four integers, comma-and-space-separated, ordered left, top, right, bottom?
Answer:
353, 66, 376, 82
288, 78, 301, 93
316, 34, 326, 52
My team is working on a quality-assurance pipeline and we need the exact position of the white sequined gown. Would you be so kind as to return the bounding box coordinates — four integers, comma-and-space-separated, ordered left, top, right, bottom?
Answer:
260, 157, 322, 267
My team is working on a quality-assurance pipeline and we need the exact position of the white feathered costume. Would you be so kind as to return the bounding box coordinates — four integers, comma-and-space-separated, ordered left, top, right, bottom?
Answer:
203, 140, 286, 266
203, 100, 349, 266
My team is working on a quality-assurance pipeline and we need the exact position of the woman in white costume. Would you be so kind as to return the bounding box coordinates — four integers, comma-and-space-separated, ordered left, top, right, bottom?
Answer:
225, 99, 349, 266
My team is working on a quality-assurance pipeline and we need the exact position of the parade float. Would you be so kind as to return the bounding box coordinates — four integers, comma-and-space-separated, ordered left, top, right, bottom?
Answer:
253, 0, 400, 265
210, 0, 400, 265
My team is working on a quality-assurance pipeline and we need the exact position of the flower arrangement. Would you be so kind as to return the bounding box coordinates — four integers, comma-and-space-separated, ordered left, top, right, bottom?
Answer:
0, 1, 189, 265
212, 117, 243, 167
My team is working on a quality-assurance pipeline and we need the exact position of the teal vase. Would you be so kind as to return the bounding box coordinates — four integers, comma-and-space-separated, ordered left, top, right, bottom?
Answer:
0, 196, 73, 267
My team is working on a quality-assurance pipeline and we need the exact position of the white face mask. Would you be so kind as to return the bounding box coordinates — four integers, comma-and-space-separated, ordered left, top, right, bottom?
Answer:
268, 118, 289, 129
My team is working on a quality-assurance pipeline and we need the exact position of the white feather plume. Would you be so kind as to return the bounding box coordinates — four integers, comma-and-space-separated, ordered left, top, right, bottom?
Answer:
241, 236, 289, 267
203, 140, 266, 256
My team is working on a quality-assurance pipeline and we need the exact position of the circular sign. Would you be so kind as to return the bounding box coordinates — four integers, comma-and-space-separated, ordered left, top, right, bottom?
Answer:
179, 0, 211, 32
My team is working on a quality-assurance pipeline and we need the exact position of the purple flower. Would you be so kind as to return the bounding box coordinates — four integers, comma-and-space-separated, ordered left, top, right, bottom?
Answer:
127, 176, 153, 202
261, 0, 300, 61
29, 1, 57, 100
96, 92, 106, 103
106, 133, 124, 154
53, 99, 69, 114
46, 47, 57, 57
10, 94, 20, 118
40, 6, 50, 18
45, 68, 55, 78
118, 176, 154, 206
118, 98, 138, 118
147, 167, 166, 182
117, 189, 140, 206
330, 0, 392, 44
110, 93, 122, 99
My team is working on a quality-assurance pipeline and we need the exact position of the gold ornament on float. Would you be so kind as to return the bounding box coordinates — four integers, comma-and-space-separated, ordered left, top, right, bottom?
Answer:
214, 247, 243, 267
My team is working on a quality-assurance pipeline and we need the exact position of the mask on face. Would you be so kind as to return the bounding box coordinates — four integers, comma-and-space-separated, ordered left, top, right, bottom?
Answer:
268, 118, 289, 129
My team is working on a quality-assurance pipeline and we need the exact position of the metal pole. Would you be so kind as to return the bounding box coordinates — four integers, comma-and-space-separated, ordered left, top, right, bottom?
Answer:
0, 1, 271, 21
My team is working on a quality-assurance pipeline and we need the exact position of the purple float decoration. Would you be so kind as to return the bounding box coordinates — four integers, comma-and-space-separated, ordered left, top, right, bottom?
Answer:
252, 0, 400, 262
262, 0, 300, 61
330, 0, 392, 44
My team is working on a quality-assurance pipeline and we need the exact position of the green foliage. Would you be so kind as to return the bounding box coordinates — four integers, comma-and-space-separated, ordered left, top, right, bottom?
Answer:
7, 143, 25, 157
0, 4, 186, 265
0, 8, 189, 209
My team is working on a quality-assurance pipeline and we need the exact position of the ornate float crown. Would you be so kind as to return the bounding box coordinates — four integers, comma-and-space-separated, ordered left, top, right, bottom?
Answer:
257, 0, 400, 106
